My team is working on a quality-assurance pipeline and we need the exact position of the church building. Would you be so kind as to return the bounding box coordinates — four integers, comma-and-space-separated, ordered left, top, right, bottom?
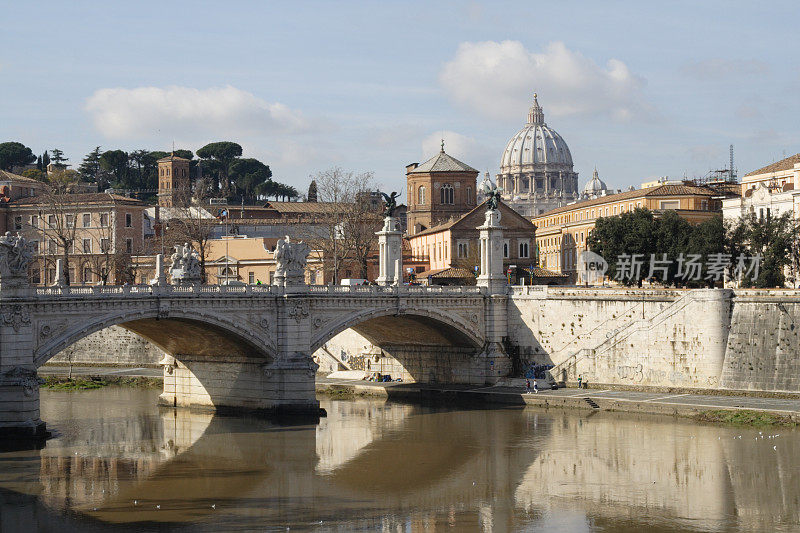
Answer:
406, 142, 478, 235
157, 153, 191, 208
497, 94, 579, 217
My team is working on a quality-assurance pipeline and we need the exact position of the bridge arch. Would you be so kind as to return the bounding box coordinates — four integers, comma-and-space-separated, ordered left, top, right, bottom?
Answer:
34, 308, 276, 368
311, 306, 484, 353
311, 306, 486, 383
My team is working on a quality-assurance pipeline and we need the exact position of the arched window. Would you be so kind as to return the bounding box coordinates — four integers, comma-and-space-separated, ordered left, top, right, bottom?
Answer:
418, 186, 426, 205
441, 184, 454, 205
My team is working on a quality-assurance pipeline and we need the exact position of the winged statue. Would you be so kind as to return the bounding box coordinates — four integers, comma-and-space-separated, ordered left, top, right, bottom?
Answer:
380, 191, 400, 217
482, 180, 503, 211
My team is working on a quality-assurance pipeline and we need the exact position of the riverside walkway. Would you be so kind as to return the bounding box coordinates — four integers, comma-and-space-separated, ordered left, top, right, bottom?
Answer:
40, 366, 800, 420
315, 377, 800, 420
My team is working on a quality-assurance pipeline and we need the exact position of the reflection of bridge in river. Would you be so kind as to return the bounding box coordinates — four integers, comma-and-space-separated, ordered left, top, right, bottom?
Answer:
2, 393, 800, 531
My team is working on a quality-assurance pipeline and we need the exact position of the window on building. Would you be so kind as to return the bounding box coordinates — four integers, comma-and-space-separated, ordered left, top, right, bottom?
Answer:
466, 186, 472, 204
83, 267, 92, 284
101, 238, 110, 253
700, 200, 708, 211
519, 241, 530, 258
30, 215, 38, 228
100, 213, 109, 227
125, 238, 132, 254
30, 240, 38, 253
13, 216, 22, 230
418, 186, 426, 205
503, 240, 509, 259
248, 271, 255, 284
125, 213, 132, 227
440, 184, 454, 204
659, 200, 680, 210
65, 214, 75, 228
82, 213, 91, 227
48, 240, 57, 254
31, 267, 41, 285
47, 214, 55, 226
82, 239, 92, 254
458, 242, 469, 258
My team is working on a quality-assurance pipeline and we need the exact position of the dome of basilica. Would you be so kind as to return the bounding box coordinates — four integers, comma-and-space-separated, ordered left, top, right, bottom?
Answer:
496, 93, 580, 217
500, 94, 573, 171
583, 167, 608, 197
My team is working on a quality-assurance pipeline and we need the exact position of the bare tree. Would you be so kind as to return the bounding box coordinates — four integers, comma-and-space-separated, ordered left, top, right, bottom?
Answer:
451, 242, 481, 285
300, 168, 380, 284
83, 220, 137, 285
38, 171, 81, 284
346, 186, 382, 279
162, 179, 217, 283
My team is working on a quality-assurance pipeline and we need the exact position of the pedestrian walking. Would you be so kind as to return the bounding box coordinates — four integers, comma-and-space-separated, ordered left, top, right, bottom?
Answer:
525, 378, 531, 394
577, 375, 582, 389
533, 379, 538, 394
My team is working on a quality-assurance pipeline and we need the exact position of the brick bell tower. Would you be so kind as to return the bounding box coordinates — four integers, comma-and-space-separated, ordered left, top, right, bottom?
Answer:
157, 152, 191, 208
406, 140, 479, 235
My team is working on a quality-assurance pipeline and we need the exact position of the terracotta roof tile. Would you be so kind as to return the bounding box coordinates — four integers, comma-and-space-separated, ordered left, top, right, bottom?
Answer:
744, 153, 800, 177
0, 170, 46, 184
416, 267, 475, 278
9, 192, 144, 206
533, 184, 717, 218
263, 201, 350, 214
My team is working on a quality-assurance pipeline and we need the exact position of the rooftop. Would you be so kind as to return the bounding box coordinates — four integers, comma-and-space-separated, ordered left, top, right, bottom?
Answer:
0, 169, 47, 184
533, 183, 718, 218
263, 201, 350, 214
157, 154, 191, 163
408, 145, 478, 174
744, 153, 800, 177
412, 199, 535, 238
10, 192, 145, 207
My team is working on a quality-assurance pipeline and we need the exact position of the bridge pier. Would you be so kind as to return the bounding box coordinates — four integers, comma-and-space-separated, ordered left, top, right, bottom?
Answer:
0, 305, 46, 438
159, 354, 319, 415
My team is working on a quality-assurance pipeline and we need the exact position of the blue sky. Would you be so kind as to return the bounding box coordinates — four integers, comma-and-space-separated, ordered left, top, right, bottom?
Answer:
2, 1, 799, 197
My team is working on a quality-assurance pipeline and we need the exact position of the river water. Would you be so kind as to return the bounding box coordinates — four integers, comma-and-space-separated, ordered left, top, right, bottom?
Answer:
0, 387, 798, 532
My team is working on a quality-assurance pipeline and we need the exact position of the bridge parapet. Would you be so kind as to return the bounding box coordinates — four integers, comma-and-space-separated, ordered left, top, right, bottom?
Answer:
24, 283, 487, 299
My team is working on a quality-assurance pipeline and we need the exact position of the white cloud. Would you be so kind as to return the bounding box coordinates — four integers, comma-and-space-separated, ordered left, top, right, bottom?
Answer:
439, 41, 651, 122
85, 85, 311, 139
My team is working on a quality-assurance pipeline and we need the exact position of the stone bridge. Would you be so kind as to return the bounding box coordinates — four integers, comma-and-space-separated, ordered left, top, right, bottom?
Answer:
0, 210, 511, 437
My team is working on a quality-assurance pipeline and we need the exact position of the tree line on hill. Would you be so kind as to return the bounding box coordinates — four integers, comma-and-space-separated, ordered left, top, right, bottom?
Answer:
0, 140, 299, 203
588, 208, 799, 289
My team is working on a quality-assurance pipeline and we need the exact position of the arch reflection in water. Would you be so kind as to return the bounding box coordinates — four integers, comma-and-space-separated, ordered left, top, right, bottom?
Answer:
0, 388, 799, 531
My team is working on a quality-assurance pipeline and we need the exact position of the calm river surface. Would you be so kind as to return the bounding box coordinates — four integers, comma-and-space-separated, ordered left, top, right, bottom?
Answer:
0, 387, 798, 532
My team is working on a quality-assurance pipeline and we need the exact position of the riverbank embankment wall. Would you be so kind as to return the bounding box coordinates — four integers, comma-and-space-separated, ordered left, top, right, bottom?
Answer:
508, 287, 800, 394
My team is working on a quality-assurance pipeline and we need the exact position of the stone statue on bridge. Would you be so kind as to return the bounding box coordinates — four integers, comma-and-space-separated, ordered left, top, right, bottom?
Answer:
0, 232, 34, 291
380, 191, 400, 218
482, 180, 503, 212
274, 236, 311, 287
169, 243, 202, 285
